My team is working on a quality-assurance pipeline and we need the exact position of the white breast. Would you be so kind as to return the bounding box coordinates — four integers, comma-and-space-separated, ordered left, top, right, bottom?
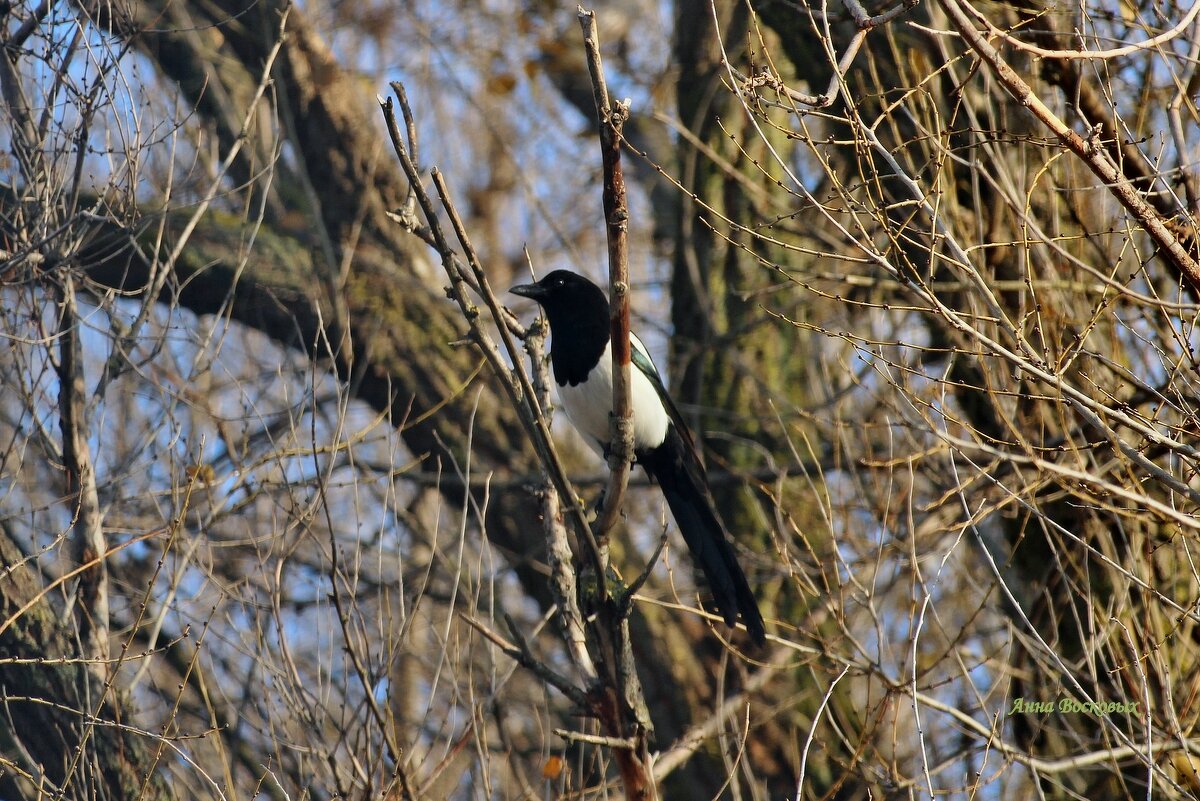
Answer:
557, 336, 670, 455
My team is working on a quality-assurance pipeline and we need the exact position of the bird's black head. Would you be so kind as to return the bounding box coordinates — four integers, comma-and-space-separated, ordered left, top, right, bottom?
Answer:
510, 270, 608, 315
510, 270, 610, 385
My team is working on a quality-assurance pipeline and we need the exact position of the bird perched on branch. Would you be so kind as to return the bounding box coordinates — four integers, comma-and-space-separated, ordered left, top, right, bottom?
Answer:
511, 270, 766, 645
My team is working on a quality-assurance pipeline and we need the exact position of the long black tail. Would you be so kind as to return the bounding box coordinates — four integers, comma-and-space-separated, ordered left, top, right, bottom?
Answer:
640, 426, 766, 645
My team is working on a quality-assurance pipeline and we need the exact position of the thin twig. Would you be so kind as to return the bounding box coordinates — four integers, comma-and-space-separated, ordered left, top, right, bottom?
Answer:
957, 0, 1200, 60
458, 613, 589, 708
725, 0, 917, 109
553, 729, 638, 749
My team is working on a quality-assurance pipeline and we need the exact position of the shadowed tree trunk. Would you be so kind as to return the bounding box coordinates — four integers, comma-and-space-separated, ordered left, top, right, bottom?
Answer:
665, 3, 875, 797
0, 527, 174, 801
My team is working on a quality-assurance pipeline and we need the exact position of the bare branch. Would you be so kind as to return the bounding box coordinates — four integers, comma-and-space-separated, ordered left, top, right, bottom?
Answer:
578, 7, 634, 549
54, 277, 108, 678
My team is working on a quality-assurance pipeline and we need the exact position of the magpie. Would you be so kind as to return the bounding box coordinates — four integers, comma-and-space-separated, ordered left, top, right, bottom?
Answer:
511, 270, 766, 645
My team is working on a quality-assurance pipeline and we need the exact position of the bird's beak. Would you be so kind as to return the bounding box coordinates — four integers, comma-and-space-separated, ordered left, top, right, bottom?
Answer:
510, 282, 545, 301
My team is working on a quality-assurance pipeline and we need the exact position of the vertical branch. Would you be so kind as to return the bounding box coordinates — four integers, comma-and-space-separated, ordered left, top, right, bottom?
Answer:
525, 313, 598, 680
55, 276, 108, 677
578, 9, 657, 800
578, 7, 634, 544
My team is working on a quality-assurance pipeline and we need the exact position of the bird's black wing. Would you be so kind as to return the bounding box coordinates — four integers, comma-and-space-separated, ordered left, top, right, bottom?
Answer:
629, 336, 767, 645
629, 337, 707, 480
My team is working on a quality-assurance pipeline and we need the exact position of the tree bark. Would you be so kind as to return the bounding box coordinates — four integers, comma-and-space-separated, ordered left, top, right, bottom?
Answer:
0, 527, 174, 801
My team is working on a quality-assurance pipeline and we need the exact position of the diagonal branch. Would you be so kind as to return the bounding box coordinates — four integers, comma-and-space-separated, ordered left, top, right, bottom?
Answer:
939, 0, 1200, 295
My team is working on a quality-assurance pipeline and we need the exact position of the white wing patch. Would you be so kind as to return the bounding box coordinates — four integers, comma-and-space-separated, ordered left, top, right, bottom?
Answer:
557, 334, 670, 455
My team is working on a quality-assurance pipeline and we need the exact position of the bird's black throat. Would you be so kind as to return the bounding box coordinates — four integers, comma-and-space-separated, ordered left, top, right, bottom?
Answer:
545, 292, 610, 387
